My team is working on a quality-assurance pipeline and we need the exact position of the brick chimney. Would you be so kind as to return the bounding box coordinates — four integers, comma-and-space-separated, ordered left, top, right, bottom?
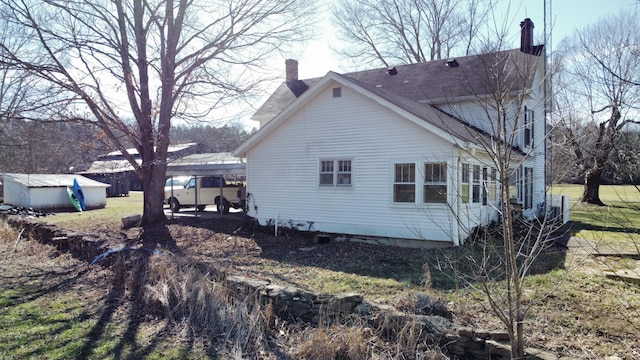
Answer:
285, 59, 298, 84
520, 18, 534, 54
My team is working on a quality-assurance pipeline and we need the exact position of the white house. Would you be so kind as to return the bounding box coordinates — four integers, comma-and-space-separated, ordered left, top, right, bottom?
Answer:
2, 174, 110, 210
234, 19, 549, 246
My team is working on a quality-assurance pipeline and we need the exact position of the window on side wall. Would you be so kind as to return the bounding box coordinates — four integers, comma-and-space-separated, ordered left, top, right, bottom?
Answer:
337, 160, 352, 186
394, 163, 415, 203
319, 159, 352, 187
319, 160, 334, 186
424, 163, 447, 203
472, 165, 481, 203
461, 163, 470, 203
524, 167, 533, 209
508, 167, 519, 202
482, 167, 488, 205
490, 168, 498, 202
524, 106, 534, 149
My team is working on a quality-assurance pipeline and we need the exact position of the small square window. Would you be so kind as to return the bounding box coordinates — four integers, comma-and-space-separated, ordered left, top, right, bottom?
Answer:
333, 87, 342, 98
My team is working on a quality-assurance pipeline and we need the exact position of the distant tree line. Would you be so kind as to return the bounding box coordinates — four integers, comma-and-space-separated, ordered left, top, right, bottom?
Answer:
549, 125, 640, 185
170, 123, 253, 154
0, 120, 253, 174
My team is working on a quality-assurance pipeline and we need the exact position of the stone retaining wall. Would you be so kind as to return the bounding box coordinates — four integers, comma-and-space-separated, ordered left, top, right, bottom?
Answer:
4, 215, 107, 263
225, 274, 559, 360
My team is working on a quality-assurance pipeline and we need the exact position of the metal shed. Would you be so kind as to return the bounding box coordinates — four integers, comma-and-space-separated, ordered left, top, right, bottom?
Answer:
80, 160, 134, 197
1, 173, 110, 210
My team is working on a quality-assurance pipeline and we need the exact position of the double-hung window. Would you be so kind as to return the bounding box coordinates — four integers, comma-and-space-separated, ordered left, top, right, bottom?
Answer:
490, 168, 498, 202
524, 167, 533, 209
508, 166, 533, 209
461, 163, 470, 203
482, 167, 488, 205
524, 106, 534, 149
424, 163, 447, 203
319, 159, 352, 187
472, 165, 481, 203
394, 163, 415, 202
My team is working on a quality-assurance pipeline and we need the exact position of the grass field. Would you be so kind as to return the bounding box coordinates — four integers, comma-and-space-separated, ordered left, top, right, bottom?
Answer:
550, 184, 640, 252
38, 193, 144, 231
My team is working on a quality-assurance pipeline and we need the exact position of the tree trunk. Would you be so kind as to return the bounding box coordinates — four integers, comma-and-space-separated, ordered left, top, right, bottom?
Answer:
582, 166, 606, 206
141, 160, 168, 225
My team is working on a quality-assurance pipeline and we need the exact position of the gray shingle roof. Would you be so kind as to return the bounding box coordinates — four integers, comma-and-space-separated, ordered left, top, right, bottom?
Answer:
252, 48, 542, 122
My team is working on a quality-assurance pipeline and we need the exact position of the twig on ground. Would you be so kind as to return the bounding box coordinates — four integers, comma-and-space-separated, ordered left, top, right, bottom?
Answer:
13, 228, 25, 253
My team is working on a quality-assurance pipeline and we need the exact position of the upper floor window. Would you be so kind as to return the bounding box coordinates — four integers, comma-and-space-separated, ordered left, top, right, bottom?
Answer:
320, 159, 352, 187
524, 106, 534, 148
424, 163, 447, 203
394, 163, 415, 202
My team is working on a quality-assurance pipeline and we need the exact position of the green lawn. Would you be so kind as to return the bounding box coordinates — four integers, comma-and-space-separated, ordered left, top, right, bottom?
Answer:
549, 184, 640, 252
38, 193, 144, 231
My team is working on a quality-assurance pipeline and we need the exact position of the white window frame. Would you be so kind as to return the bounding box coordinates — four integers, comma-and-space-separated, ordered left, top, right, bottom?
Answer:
523, 167, 533, 209
490, 168, 498, 202
472, 165, 481, 203
461, 163, 470, 204
393, 162, 416, 203
319, 159, 352, 187
423, 162, 448, 204
524, 106, 534, 149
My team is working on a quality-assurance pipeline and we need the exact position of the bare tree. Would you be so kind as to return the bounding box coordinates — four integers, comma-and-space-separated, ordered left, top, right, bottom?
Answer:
391, 16, 553, 356
554, 11, 640, 205
330, 0, 492, 68
0, 0, 316, 223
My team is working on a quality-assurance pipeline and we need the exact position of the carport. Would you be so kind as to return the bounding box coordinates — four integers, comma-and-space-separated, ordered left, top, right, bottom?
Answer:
165, 153, 246, 218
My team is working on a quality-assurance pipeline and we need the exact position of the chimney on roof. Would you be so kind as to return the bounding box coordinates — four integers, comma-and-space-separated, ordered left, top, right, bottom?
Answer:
285, 59, 298, 84
387, 67, 398, 75
520, 18, 534, 54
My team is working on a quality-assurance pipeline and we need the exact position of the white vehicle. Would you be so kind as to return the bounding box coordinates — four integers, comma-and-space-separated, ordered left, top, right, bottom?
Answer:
163, 176, 190, 204
164, 176, 246, 214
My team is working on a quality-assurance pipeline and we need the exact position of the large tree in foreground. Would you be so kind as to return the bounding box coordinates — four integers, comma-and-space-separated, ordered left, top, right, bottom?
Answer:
554, 11, 640, 205
0, 0, 315, 223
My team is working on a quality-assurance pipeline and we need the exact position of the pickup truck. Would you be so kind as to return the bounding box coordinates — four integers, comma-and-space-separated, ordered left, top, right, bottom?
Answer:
164, 176, 246, 214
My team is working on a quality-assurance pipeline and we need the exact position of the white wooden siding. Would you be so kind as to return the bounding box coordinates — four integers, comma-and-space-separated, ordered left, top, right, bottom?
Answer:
247, 82, 505, 243
437, 60, 547, 219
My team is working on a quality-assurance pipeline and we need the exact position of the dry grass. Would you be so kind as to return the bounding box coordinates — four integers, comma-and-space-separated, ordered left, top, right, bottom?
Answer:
143, 254, 272, 358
